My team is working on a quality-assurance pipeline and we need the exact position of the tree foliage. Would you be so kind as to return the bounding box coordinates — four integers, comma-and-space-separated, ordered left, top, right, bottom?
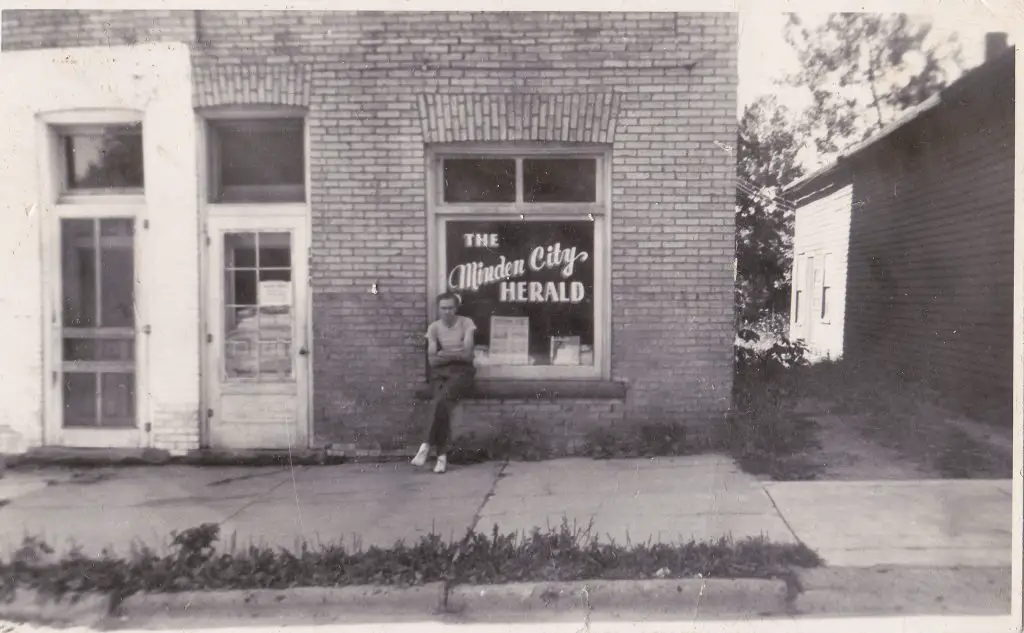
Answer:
735, 96, 804, 326
783, 13, 963, 159
734, 14, 964, 329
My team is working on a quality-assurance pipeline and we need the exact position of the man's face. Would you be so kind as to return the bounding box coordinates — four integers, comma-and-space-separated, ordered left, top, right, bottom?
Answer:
438, 298, 457, 323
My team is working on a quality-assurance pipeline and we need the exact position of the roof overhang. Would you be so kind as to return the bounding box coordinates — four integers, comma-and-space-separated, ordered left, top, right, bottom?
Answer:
782, 46, 1015, 201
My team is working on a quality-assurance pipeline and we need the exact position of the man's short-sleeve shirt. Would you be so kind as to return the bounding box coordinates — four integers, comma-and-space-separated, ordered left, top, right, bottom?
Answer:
426, 315, 477, 352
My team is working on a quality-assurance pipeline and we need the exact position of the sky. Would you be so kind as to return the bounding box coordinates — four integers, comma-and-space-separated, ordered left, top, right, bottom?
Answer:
738, 9, 1015, 110
737, 8, 1016, 169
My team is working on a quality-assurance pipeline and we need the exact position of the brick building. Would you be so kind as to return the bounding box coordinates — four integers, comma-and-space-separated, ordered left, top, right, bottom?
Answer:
784, 36, 1014, 414
0, 10, 737, 456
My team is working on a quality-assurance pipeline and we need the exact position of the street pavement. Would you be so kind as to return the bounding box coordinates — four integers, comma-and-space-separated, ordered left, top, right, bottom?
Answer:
11, 616, 1022, 633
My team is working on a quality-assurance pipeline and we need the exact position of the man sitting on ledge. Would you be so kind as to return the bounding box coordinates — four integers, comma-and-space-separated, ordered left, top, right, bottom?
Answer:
410, 292, 477, 474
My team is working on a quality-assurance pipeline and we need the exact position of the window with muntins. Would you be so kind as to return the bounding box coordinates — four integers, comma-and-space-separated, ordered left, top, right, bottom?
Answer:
821, 253, 832, 323
793, 256, 803, 324
431, 149, 608, 380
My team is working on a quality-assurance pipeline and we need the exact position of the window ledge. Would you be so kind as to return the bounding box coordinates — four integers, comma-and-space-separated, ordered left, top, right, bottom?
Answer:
415, 379, 626, 401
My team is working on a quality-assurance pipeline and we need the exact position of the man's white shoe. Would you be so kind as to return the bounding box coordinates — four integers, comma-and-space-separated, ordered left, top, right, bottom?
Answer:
411, 443, 430, 467
433, 455, 448, 474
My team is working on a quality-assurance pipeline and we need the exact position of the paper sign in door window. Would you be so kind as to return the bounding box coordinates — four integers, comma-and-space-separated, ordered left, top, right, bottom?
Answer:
258, 280, 292, 307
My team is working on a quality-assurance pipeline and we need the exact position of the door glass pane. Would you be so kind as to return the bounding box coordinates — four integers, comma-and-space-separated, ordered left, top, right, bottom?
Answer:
61, 219, 97, 327
259, 232, 291, 268
63, 372, 97, 427
225, 306, 259, 378
259, 307, 293, 379
100, 373, 135, 427
63, 337, 134, 362
99, 221, 135, 327
259, 268, 291, 283
60, 218, 137, 429
225, 233, 257, 268
224, 231, 295, 381
226, 269, 258, 305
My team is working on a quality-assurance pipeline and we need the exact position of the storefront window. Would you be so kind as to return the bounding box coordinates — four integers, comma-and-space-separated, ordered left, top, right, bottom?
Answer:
445, 220, 595, 368
432, 149, 608, 379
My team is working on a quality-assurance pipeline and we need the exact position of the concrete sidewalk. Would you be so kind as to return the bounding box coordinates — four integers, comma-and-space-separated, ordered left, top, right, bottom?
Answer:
765, 479, 1013, 567
0, 455, 1014, 569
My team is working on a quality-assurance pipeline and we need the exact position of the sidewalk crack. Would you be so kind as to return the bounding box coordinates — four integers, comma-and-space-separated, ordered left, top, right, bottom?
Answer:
763, 486, 807, 548
218, 468, 304, 527
468, 459, 509, 534
440, 459, 509, 613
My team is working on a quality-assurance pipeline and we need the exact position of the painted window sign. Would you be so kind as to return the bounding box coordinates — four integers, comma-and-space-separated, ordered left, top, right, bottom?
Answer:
445, 220, 595, 367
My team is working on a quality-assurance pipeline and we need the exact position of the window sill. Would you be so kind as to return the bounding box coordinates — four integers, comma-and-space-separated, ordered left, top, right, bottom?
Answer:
58, 193, 146, 206
415, 379, 626, 401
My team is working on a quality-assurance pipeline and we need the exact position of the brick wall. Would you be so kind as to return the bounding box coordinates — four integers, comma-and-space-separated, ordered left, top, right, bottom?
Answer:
1, 10, 196, 50
459, 400, 624, 455
2, 11, 738, 452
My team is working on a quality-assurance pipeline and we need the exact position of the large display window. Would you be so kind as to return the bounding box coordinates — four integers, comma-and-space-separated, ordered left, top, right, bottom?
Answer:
429, 148, 610, 380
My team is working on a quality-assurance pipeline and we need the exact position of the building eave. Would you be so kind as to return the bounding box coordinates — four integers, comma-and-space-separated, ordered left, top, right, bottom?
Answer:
782, 45, 1016, 200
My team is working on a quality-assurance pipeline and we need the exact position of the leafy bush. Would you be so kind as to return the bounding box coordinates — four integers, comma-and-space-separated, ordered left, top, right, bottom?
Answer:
721, 328, 821, 480
0, 521, 822, 608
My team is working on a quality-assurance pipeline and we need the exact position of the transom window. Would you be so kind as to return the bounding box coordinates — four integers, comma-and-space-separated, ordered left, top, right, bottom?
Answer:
207, 118, 305, 204
441, 156, 599, 204
56, 123, 144, 196
431, 148, 609, 380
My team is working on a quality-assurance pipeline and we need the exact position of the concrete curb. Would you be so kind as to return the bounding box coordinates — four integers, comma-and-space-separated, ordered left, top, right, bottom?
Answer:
0, 578, 791, 625
116, 583, 447, 622
446, 579, 791, 620
0, 589, 112, 627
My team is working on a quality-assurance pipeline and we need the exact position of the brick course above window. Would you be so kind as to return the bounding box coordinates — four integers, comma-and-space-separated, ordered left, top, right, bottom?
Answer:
193, 64, 312, 108
417, 93, 621, 144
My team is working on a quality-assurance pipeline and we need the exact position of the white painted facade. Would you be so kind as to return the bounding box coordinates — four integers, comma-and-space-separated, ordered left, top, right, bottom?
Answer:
789, 183, 852, 361
0, 44, 202, 454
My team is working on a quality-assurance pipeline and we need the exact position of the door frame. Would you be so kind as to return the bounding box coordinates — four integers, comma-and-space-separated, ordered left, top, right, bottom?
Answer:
201, 209, 312, 450
38, 114, 150, 449
43, 210, 150, 448
195, 110, 314, 451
